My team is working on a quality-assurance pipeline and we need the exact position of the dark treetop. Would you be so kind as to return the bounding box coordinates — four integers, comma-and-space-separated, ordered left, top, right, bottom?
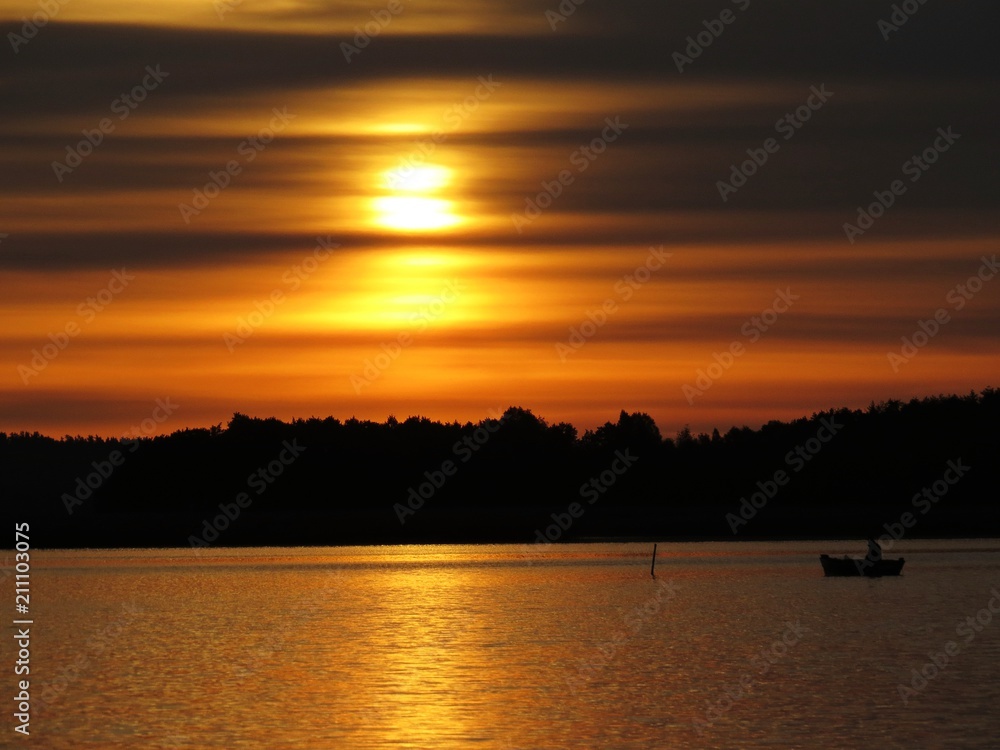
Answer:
2, 388, 997, 548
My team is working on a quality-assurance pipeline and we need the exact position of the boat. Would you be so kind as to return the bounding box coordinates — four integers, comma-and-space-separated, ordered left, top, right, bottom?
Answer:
819, 554, 904, 577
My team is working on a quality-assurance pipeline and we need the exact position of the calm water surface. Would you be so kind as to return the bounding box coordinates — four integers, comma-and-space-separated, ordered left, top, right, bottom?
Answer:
13, 540, 1000, 748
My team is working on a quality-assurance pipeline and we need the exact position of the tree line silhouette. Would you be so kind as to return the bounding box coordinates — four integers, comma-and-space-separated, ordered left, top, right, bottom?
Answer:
2, 388, 998, 547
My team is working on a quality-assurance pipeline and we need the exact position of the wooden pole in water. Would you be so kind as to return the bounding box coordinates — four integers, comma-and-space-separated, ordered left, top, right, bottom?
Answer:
650, 543, 657, 578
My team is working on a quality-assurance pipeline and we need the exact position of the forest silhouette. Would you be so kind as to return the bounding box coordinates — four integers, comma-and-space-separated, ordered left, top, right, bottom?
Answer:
3, 388, 998, 547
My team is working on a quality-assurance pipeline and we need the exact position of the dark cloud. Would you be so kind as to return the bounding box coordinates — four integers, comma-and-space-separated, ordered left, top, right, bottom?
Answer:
3, 0, 997, 114
3, 208, 998, 271
2, 4, 996, 271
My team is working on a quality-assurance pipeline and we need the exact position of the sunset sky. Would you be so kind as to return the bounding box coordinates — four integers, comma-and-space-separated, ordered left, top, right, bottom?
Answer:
1, 0, 997, 438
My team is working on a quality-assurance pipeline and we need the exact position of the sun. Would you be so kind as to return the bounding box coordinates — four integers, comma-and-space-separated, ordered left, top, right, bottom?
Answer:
372, 197, 460, 231
373, 164, 462, 232
385, 164, 450, 192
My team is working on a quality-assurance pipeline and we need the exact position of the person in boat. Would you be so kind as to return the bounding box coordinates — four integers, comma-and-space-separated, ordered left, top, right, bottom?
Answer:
866, 538, 882, 563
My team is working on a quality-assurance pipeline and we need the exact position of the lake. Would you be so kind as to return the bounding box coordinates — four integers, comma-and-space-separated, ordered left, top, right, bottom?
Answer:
12, 540, 1000, 748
